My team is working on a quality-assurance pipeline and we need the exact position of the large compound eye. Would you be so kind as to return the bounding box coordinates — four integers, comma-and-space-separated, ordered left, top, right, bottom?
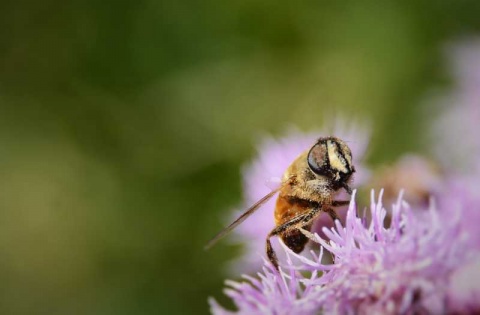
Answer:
307, 142, 330, 176
326, 139, 350, 174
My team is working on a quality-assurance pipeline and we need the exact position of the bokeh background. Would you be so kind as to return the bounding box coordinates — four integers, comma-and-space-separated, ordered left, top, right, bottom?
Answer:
1, 1, 480, 314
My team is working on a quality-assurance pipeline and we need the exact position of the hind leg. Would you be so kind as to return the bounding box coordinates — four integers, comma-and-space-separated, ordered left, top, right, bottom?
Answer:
265, 207, 321, 270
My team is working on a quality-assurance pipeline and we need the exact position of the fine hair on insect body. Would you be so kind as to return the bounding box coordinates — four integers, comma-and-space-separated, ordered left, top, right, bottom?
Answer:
206, 136, 355, 270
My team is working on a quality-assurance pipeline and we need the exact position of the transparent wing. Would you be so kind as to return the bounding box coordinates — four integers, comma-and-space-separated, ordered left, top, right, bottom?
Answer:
204, 184, 285, 250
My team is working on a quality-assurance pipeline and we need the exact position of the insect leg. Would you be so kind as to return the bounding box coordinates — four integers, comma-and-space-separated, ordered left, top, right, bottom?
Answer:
342, 183, 353, 194
331, 200, 349, 207
265, 237, 279, 271
266, 208, 321, 270
327, 208, 340, 222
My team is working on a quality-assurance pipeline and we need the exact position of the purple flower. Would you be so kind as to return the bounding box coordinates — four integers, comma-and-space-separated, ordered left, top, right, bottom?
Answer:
211, 38, 480, 314
438, 172, 480, 252
447, 254, 480, 313
211, 187, 480, 314
226, 121, 370, 274
369, 154, 442, 207
430, 38, 480, 175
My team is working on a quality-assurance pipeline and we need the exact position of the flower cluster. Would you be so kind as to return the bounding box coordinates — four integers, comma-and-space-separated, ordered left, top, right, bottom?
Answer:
430, 38, 480, 175
211, 188, 480, 314
211, 38, 480, 314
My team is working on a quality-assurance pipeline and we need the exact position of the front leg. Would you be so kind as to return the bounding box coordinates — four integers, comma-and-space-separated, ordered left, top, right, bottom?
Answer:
342, 183, 353, 194
332, 200, 350, 207
327, 208, 340, 222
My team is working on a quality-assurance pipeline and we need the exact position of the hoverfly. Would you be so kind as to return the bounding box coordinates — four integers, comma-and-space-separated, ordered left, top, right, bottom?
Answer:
206, 137, 355, 270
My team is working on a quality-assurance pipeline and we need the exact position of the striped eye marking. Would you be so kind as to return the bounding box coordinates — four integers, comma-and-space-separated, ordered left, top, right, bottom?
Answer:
327, 140, 349, 174
307, 136, 354, 182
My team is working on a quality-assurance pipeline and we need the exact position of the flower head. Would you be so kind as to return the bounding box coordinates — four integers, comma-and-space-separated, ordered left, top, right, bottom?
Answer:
447, 254, 480, 313
430, 39, 480, 175
369, 154, 442, 207
211, 186, 480, 314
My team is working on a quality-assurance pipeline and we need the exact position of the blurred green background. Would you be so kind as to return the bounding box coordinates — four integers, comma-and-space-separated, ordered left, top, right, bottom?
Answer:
1, 1, 479, 314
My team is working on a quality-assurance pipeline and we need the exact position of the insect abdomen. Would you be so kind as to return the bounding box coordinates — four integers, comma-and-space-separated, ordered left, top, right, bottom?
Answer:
280, 226, 311, 253
274, 195, 312, 253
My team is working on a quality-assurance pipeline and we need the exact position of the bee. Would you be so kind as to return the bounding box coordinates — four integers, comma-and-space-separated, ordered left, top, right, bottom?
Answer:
205, 136, 355, 270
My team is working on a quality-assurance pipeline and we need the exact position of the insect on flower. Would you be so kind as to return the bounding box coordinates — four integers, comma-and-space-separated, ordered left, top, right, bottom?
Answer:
205, 136, 356, 270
